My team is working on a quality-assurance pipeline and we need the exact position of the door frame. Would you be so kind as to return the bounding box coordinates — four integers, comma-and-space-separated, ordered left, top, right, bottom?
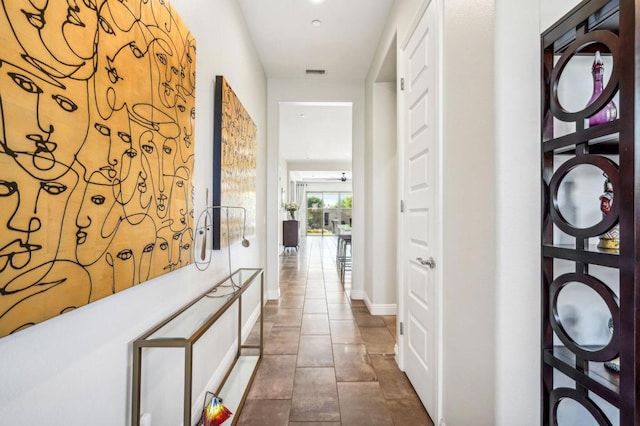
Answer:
395, 0, 444, 422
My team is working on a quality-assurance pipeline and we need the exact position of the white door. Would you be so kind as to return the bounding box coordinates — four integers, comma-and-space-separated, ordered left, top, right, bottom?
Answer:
401, 0, 439, 418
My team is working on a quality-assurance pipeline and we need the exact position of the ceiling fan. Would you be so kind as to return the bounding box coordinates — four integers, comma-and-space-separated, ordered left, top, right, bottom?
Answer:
299, 171, 351, 182
332, 172, 354, 182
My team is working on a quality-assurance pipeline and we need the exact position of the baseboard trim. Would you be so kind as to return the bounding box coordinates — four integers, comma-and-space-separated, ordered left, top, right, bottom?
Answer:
363, 293, 397, 315
369, 304, 397, 315
349, 289, 364, 300
267, 289, 280, 300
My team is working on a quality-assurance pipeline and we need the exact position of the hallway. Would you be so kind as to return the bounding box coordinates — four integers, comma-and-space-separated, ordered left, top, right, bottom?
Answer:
237, 237, 433, 425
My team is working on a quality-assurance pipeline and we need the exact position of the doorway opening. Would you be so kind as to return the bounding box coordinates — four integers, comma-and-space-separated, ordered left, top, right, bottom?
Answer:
278, 101, 353, 245
305, 191, 352, 236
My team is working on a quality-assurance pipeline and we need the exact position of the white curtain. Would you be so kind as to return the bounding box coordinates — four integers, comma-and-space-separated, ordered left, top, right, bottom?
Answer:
295, 183, 307, 230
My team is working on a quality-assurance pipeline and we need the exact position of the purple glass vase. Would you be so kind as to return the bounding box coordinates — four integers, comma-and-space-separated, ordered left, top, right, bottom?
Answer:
587, 51, 617, 126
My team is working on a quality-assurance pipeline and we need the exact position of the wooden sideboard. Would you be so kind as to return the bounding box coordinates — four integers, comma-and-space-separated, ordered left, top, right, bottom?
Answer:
283, 220, 299, 251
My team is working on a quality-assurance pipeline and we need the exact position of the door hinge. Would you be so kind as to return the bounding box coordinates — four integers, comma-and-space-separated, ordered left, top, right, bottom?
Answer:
400, 78, 405, 91
400, 322, 404, 335
400, 199, 405, 213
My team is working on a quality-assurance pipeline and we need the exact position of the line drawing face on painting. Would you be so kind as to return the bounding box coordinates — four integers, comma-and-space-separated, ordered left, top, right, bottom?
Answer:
0, 0, 196, 336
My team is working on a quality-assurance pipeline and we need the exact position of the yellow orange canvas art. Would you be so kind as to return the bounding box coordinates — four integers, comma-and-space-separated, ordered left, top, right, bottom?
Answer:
212, 76, 256, 249
0, 0, 196, 336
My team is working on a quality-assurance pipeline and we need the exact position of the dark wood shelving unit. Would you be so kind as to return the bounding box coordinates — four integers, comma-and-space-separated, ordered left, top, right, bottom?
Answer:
542, 244, 619, 268
283, 220, 299, 251
546, 346, 621, 395
541, 0, 639, 424
544, 130, 620, 155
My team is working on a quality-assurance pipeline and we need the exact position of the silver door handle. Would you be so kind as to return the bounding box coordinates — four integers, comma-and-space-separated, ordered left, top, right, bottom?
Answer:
416, 257, 436, 268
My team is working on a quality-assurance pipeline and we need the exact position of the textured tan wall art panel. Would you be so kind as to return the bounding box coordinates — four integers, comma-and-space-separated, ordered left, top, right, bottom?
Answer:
0, 0, 196, 336
212, 76, 256, 249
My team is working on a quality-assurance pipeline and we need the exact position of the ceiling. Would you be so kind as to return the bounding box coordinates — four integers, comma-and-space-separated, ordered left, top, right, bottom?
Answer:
237, 0, 395, 181
237, 0, 395, 81
279, 102, 352, 162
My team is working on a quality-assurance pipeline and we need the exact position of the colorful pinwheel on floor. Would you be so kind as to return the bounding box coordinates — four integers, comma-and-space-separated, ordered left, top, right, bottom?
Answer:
203, 396, 233, 426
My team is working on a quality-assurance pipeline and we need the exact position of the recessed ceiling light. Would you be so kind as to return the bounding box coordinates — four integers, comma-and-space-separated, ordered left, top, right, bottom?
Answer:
311, 19, 322, 27
300, 114, 305, 118
309, 0, 325, 4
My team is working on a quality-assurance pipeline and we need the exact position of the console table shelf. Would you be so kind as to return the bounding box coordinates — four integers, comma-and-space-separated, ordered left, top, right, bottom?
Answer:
131, 268, 264, 426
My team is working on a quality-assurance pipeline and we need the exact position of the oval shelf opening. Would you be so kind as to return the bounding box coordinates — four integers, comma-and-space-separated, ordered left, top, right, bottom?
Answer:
556, 281, 612, 350
556, 164, 607, 230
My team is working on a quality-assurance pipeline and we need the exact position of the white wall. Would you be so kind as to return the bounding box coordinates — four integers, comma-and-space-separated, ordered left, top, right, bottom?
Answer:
440, 1, 497, 424
541, 0, 581, 32
364, 0, 422, 321
494, 0, 541, 424
277, 154, 288, 249
364, 85, 374, 304
304, 182, 353, 192
267, 79, 365, 299
0, 1, 267, 424
365, 81, 398, 312
288, 160, 353, 172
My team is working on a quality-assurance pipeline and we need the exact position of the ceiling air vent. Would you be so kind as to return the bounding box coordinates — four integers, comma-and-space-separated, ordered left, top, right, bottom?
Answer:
305, 69, 326, 75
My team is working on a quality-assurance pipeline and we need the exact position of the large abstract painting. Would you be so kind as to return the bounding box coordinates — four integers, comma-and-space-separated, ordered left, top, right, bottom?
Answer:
212, 76, 256, 249
0, 0, 196, 337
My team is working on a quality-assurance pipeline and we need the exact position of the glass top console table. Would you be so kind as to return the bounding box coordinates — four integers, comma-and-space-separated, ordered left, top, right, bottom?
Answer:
131, 268, 264, 426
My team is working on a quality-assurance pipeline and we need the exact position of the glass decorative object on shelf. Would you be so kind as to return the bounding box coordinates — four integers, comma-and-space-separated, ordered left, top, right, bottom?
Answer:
586, 50, 618, 126
598, 173, 619, 250
604, 318, 620, 373
201, 392, 233, 426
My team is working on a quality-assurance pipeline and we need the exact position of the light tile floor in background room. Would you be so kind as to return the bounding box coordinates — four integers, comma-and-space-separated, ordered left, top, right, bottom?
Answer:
237, 236, 433, 426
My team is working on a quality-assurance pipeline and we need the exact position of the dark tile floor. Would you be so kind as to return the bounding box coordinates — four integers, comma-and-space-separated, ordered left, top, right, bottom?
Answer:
237, 237, 433, 426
